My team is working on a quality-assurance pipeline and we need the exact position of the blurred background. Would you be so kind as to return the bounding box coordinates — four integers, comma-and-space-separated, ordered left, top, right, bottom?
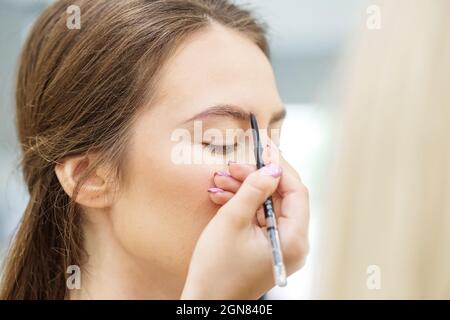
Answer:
0, 0, 372, 299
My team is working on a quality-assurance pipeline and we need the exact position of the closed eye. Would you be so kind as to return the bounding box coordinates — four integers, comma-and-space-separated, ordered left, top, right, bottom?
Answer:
202, 142, 238, 155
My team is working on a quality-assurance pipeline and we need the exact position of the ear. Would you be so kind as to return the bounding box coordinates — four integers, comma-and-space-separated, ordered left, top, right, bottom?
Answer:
54, 153, 115, 208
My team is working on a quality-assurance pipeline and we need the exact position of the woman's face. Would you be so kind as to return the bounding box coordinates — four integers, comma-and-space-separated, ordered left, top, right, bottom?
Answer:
110, 23, 285, 286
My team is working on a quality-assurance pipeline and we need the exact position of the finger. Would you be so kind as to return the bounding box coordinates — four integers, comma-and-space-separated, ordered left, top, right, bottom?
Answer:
256, 194, 283, 227
227, 140, 280, 181
278, 157, 309, 236
228, 162, 255, 182
256, 207, 266, 227
265, 138, 282, 165
269, 191, 283, 219
219, 163, 282, 227
207, 188, 234, 205
213, 171, 242, 193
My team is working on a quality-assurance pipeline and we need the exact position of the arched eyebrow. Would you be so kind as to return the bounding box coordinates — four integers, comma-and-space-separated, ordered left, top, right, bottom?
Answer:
181, 104, 286, 124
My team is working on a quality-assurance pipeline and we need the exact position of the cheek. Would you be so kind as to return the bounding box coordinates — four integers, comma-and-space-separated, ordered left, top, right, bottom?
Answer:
110, 141, 223, 274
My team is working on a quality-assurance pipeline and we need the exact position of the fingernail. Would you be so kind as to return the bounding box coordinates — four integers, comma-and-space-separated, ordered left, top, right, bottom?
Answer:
207, 187, 224, 193
260, 163, 282, 178
214, 171, 231, 177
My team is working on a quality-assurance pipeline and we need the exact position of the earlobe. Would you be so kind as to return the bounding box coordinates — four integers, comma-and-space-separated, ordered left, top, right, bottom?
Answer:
54, 154, 114, 208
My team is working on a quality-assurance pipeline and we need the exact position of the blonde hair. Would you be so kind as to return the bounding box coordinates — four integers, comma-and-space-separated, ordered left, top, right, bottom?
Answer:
315, 0, 450, 299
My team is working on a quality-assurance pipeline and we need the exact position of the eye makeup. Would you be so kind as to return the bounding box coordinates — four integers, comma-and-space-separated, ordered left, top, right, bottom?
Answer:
180, 105, 286, 163
202, 141, 238, 155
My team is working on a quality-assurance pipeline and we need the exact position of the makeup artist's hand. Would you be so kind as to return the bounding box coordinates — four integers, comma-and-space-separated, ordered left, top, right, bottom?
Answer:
180, 157, 309, 299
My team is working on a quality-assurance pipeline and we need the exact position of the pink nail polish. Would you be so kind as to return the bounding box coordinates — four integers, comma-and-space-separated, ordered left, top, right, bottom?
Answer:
207, 187, 224, 193
214, 171, 231, 177
260, 163, 282, 178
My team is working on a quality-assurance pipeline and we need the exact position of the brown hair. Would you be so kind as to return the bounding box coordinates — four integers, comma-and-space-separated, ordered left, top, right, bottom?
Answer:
0, 0, 268, 299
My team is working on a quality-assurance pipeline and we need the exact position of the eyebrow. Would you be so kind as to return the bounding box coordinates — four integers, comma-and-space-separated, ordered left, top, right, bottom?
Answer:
181, 104, 287, 125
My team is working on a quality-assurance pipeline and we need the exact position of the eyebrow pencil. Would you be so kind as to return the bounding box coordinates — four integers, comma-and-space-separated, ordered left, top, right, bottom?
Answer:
250, 113, 287, 287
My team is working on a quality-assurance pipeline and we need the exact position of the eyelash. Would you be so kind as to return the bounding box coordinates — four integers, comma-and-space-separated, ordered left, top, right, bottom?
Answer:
202, 142, 238, 155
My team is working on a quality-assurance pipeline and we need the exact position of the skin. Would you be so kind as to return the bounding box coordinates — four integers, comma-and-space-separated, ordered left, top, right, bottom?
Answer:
55, 22, 309, 299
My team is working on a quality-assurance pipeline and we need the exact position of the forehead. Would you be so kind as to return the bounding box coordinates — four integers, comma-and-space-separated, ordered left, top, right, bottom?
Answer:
151, 22, 282, 121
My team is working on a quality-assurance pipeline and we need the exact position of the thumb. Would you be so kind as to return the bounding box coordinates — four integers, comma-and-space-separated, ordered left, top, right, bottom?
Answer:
218, 163, 282, 227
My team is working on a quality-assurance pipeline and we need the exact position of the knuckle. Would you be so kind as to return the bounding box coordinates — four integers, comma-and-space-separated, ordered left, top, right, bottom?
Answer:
299, 183, 309, 200
283, 159, 302, 182
283, 233, 309, 267
292, 170, 302, 182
